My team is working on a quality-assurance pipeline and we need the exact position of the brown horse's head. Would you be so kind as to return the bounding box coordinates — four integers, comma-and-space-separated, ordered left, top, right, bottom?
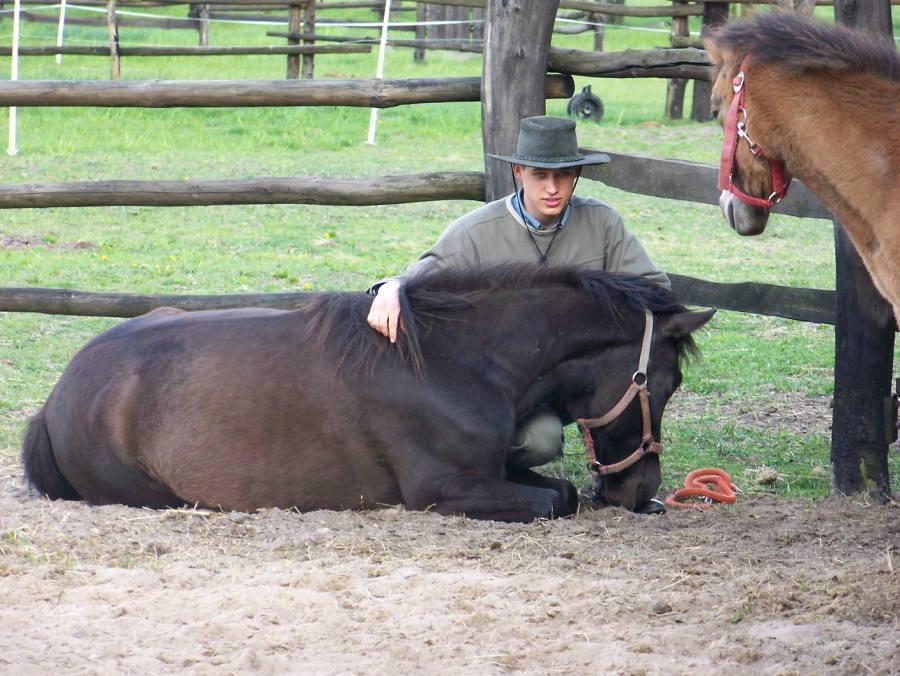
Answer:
705, 36, 791, 237
559, 307, 715, 511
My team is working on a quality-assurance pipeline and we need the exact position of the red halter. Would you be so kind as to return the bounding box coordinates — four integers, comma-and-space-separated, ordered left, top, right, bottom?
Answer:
718, 57, 791, 209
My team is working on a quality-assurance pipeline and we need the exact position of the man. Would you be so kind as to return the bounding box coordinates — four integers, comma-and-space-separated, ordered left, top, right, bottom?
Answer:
367, 115, 669, 473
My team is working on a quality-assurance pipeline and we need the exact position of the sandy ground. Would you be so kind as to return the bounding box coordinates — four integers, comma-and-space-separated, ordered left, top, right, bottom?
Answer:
1, 454, 898, 676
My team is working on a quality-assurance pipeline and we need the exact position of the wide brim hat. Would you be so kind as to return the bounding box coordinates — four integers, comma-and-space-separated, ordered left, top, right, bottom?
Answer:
487, 115, 610, 169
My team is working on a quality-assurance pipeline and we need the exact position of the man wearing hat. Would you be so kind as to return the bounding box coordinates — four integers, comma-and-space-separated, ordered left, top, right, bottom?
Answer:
367, 115, 669, 472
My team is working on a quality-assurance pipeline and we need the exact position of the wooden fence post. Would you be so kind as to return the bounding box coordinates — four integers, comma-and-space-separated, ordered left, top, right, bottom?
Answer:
830, 0, 895, 501
106, 0, 120, 80
665, 0, 688, 119
198, 4, 210, 48
691, 1, 728, 121
302, 0, 316, 79
414, 2, 426, 63
590, 13, 605, 52
481, 0, 560, 202
287, 3, 301, 79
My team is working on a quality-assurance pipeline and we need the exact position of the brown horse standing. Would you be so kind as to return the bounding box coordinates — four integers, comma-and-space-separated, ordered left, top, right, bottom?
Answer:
21, 265, 713, 522
704, 12, 900, 323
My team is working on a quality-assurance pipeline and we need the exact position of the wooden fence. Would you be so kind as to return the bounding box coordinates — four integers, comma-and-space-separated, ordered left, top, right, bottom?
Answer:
0, 145, 837, 327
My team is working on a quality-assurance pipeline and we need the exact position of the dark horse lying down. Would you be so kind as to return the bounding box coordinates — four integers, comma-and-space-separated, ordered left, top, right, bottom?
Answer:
22, 265, 713, 522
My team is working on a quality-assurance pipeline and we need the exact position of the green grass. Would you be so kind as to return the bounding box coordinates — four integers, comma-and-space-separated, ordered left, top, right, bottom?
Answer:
1, 6, 898, 500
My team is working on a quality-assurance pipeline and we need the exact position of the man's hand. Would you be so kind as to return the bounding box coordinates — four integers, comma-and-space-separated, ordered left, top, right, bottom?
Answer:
367, 280, 403, 343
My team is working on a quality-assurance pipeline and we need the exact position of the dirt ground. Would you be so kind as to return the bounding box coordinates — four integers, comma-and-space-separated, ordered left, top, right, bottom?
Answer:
1, 452, 898, 676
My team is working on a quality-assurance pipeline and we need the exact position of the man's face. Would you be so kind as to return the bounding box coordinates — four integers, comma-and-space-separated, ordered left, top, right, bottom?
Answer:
513, 165, 580, 227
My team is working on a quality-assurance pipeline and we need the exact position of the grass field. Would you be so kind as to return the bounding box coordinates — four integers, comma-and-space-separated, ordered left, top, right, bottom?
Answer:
1, 5, 898, 500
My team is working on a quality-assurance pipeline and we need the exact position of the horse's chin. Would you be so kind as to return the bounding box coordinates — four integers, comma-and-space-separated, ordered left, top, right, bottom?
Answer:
719, 190, 769, 236
594, 459, 662, 512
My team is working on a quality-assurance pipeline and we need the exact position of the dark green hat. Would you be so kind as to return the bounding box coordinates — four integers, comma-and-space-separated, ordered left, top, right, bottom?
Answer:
488, 116, 611, 169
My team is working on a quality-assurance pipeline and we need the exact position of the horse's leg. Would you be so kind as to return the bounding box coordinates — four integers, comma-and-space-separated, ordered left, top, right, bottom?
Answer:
506, 467, 578, 515
418, 474, 577, 522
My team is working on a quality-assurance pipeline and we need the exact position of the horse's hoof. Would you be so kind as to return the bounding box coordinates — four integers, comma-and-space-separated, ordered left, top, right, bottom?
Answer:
577, 479, 605, 509
634, 497, 667, 515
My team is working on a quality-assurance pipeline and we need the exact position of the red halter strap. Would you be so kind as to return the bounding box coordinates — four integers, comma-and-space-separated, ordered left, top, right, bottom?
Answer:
718, 56, 790, 209
576, 311, 663, 477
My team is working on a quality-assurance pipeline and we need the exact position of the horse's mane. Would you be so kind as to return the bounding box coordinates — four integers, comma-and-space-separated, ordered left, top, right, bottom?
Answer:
713, 11, 899, 81
302, 265, 697, 378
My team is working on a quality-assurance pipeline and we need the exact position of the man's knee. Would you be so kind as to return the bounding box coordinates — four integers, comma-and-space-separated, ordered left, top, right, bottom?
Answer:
508, 411, 564, 469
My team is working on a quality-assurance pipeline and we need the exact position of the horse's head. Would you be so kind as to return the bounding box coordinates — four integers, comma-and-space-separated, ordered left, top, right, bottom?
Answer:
704, 38, 792, 236
561, 308, 716, 511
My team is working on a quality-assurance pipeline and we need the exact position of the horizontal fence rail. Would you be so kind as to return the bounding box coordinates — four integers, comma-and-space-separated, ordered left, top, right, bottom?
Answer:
0, 276, 838, 325
548, 47, 712, 81
0, 153, 842, 325
0, 75, 574, 108
0, 172, 486, 208
0, 44, 373, 57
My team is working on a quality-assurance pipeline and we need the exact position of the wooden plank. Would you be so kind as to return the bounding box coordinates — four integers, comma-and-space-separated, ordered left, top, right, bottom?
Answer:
408, 0, 704, 16
668, 274, 836, 325
548, 46, 713, 81
0, 74, 574, 107
0, 44, 373, 56
271, 31, 483, 53
581, 151, 831, 220
17, 10, 200, 29
0, 287, 316, 317
0, 172, 486, 208
0, 273, 840, 323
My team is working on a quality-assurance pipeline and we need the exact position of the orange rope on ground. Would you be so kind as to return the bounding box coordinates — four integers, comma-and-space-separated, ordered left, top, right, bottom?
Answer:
665, 468, 737, 509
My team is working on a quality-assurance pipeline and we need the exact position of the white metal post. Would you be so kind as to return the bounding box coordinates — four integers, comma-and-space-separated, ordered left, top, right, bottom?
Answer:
366, 0, 392, 145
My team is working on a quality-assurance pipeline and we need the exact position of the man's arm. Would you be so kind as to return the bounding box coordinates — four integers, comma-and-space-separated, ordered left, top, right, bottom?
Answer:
366, 221, 479, 341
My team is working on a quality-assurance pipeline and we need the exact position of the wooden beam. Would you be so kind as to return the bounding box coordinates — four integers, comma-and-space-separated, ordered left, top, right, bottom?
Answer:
0, 274, 840, 323
549, 46, 712, 80
0, 74, 574, 107
269, 31, 484, 53
406, 0, 704, 16
668, 274, 836, 325
0, 44, 373, 56
0, 172, 486, 208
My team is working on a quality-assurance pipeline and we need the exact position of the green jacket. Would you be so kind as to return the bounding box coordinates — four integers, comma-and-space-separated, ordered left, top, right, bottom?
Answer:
372, 193, 669, 290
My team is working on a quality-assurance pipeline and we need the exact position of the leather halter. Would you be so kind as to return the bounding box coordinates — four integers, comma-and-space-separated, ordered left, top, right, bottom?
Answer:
718, 56, 791, 209
576, 311, 663, 477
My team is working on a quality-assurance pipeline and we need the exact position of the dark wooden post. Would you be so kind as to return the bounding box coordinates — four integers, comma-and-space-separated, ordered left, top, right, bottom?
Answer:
830, 0, 895, 501
481, 0, 560, 202
287, 3, 302, 79
691, 1, 728, 121
665, 1, 689, 119
590, 13, 605, 52
302, 0, 316, 79
414, 2, 426, 63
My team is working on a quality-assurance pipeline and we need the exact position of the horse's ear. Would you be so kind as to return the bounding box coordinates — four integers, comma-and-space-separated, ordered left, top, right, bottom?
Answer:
661, 309, 716, 338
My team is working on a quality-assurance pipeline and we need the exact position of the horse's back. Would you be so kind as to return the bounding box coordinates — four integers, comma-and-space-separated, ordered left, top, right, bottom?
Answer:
37, 304, 404, 510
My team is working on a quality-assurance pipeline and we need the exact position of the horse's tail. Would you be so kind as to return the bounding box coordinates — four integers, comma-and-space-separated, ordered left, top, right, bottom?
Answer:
21, 407, 80, 500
